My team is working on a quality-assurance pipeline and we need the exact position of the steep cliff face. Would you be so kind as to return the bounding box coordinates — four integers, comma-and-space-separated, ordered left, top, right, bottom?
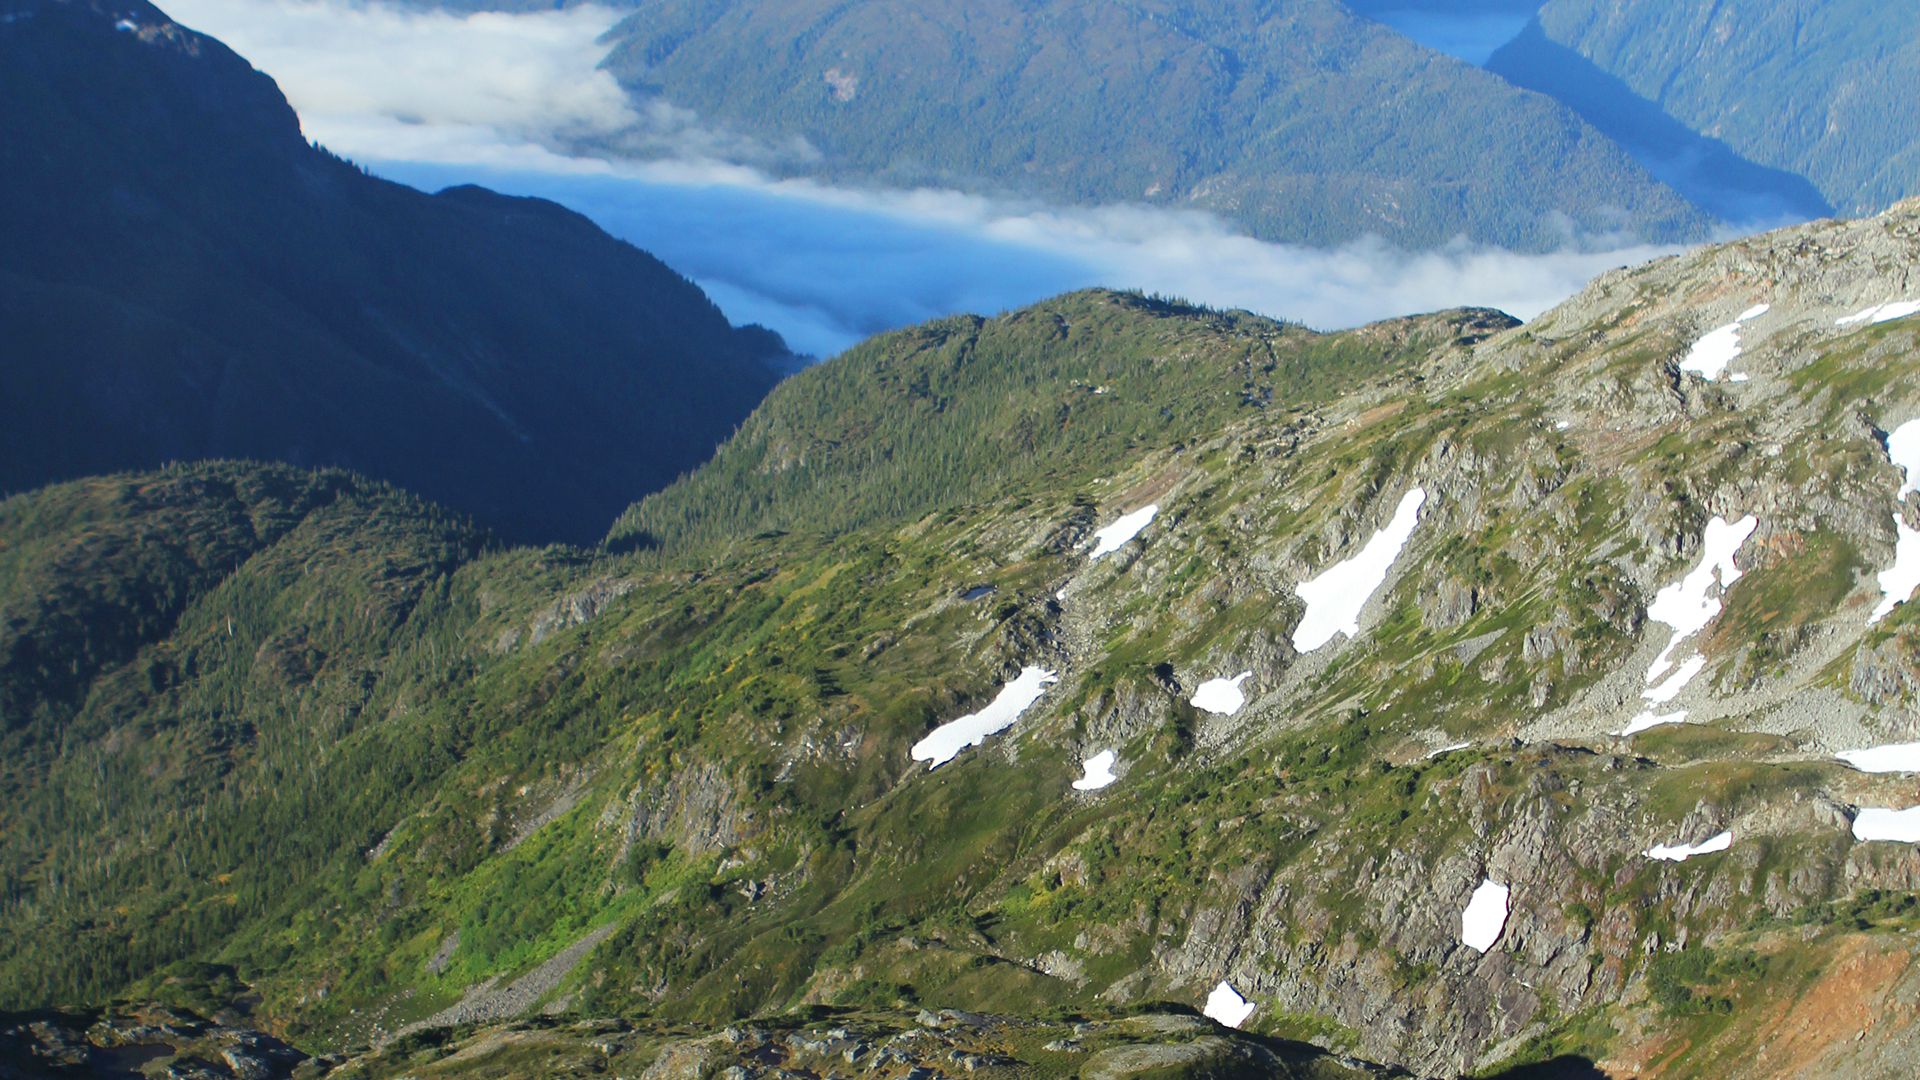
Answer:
7, 206, 1920, 1078
0, 0, 787, 545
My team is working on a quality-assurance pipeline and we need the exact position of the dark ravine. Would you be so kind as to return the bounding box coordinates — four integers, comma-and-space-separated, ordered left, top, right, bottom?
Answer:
0, 0, 790, 546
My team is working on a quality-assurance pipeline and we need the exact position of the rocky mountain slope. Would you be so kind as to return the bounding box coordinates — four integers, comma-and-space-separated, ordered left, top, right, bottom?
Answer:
0, 0, 789, 545
1534, 0, 1920, 220
8, 203, 1920, 1079
595, 0, 1711, 251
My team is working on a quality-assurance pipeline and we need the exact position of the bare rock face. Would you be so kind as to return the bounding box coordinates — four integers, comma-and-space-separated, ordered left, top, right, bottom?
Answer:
1083, 1035, 1282, 1080
0, 1005, 306, 1080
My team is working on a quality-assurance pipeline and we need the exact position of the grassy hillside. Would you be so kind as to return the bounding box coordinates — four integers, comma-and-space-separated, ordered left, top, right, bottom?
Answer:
597, 0, 1711, 252
0, 0, 786, 545
7, 206, 1920, 1078
1537, 0, 1920, 217
607, 289, 1515, 554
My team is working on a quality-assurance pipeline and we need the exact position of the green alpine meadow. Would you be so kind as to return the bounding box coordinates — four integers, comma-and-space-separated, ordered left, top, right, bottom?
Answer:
9, 202, 1920, 1078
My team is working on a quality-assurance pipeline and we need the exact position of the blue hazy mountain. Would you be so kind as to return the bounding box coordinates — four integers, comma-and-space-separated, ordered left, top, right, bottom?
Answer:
1487, 18, 1834, 228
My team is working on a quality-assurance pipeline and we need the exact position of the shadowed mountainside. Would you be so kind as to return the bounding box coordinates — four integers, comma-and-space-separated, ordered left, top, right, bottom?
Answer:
1536, 0, 1920, 219
0, 0, 790, 545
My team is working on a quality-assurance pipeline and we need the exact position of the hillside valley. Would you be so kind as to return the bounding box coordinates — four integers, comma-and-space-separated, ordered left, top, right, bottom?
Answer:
5, 200, 1920, 1079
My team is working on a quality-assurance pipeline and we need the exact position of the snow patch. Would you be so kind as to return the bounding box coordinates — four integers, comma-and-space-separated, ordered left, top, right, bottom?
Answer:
1853, 806, 1920, 843
1291, 488, 1427, 653
1836, 742, 1920, 773
1679, 306, 1766, 381
1643, 655, 1706, 705
1838, 300, 1920, 326
114, 17, 136, 29
1871, 520, 1920, 623
1072, 750, 1117, 791
1644, 515, 1758, 683
1889, 421, 1920, 500
1190, 672, 1252, 716
1871, 420, 1920, 623
1460, 879, 1509, 953
1428, 741, 1471, 758
911, 667, 1058, 769
1202, 981, 1256, 1028
1088, 505, 1158, 560
1619, 710, 1688, 737
1729, 373, 1750, 383
1646, 830, 1732, 862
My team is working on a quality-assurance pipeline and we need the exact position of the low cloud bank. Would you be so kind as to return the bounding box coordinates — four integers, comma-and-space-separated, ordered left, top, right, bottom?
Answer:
163, 0, 636, 144
165, 0, 1689, 358
380, 160, 1680, 357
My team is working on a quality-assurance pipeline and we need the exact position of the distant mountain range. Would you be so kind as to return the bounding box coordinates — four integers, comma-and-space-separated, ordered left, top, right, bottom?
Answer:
1, 0, 791, 545
595, 0, 1712, 252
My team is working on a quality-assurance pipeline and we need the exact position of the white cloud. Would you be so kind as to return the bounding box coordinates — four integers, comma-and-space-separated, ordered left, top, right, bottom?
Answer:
162, 0, 1694, 357
161, 0, 636, 146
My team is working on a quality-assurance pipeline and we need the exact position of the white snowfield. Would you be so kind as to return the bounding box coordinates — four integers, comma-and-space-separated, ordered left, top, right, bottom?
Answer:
1853, 806, 1920, 843
1460, 879, 1510, 953
1646, 830, 1733, 862
1072, 750, 1118, 791
1643, 655, 1706, 705
1088, 505, 1159, 560
1871, 420, 1920, 623
1838, 300, 1920, 326
1645, 515, 1758, 683
1292, 488, 1427, 653
1190, 672, 1253, 715
1890, 422, 1920, 501
1679, 304, 1768, 380
1836, 742, 1920, 773
910, 667, 1058, 769
1428, 741, 1471, 758
1619, 710, 1688, 737
1872, 521, 1920, 624
1614, 515, 1756, 737
1202, 981, 1257, 1028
